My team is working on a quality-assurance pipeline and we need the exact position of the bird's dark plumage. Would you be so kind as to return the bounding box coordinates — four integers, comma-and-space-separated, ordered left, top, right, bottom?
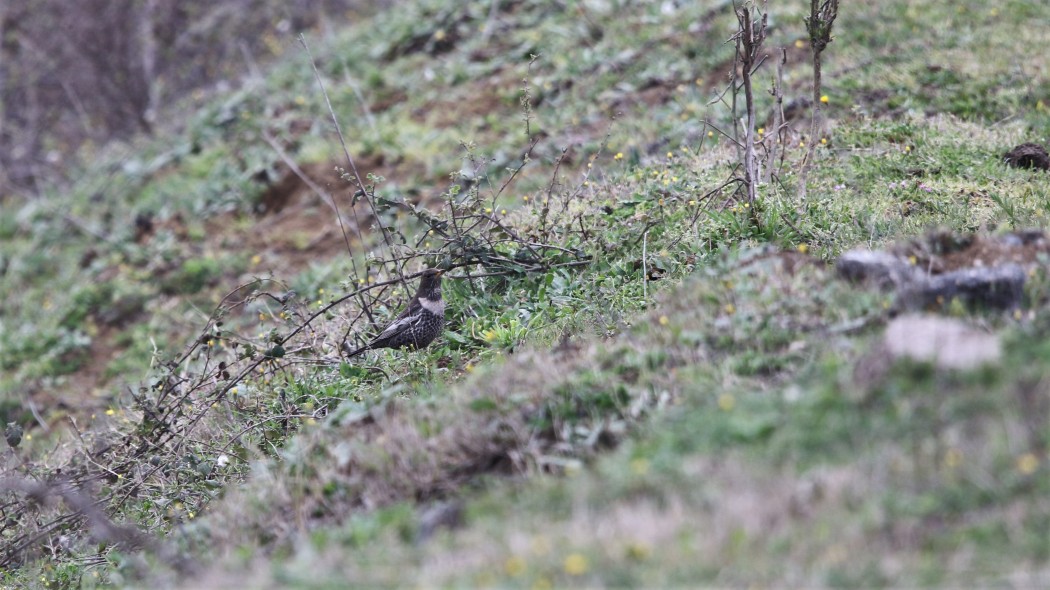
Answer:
343, 269, 445, 359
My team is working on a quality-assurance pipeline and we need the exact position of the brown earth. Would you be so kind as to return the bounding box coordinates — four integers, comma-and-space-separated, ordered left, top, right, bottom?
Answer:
895, 230, 1050, 274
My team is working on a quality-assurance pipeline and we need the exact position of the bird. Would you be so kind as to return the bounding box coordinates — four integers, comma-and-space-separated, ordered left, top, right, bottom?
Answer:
342, 268, 446, 359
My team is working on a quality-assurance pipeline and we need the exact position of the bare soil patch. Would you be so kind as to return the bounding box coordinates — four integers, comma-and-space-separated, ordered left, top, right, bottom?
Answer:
895, 230, 1050, 274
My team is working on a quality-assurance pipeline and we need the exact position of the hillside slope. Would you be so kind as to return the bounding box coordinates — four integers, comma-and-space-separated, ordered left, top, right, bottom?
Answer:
2, 0, 1049, 587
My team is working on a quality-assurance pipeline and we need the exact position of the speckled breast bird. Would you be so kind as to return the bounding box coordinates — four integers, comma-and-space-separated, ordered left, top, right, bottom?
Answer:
343, 269, 445, 358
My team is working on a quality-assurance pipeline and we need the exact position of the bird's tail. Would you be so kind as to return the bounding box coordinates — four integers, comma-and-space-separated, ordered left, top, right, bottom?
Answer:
341, 341, 368, 359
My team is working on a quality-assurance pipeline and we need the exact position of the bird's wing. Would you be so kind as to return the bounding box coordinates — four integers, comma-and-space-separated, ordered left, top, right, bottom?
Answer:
393, 297, 423, 321
373, 312, 421, 342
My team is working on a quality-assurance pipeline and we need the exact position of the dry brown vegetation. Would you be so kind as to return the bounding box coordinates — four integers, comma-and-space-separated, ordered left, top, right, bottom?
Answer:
0, 0, 386, 194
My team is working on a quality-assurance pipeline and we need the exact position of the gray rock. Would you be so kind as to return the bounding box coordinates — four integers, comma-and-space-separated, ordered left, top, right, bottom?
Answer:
884, 314, 1001, 370
997, 229, 1046, 248
836, 249, 923, 289
899, 264, 1025, 310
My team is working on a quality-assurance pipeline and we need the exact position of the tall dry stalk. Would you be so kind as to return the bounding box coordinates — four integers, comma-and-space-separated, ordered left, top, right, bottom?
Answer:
797, 0, 840, 202
733, 0, 768, 206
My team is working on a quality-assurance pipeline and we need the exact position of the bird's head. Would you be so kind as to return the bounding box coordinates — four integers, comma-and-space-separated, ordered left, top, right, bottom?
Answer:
416, 268, 444, 300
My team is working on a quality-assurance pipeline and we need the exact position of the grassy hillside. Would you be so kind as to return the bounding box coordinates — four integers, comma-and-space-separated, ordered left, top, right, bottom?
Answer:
2, 0, 1049, 587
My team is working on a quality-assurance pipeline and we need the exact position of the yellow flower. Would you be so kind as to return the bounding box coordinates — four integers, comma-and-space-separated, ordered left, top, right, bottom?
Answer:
294, 95, 306, 105
820, 137, 828, 145
504, 556, 527, 577
820, 95, 829, 104
794, 39, 805, 48
105, 409, 115, 416
658, 315, 669, 326
564, 553, 589, 575
532, 578, 552, 590
615, 152, 624, 160
707, 131, 714, 137
522, 195, 529, 202
667, 151, 674, 158
718, 393, 735, 411
797, 244, 809, 254
944, 448, 962, 469
485, 207, 493, 213
433, 29, 447, 41
465, 362, 474, 373
1017, 452, 1040, 475
724, 303, 735, 314
758, 127, 765, 135
251, 254, 262, 266
626, 542, 651, 560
